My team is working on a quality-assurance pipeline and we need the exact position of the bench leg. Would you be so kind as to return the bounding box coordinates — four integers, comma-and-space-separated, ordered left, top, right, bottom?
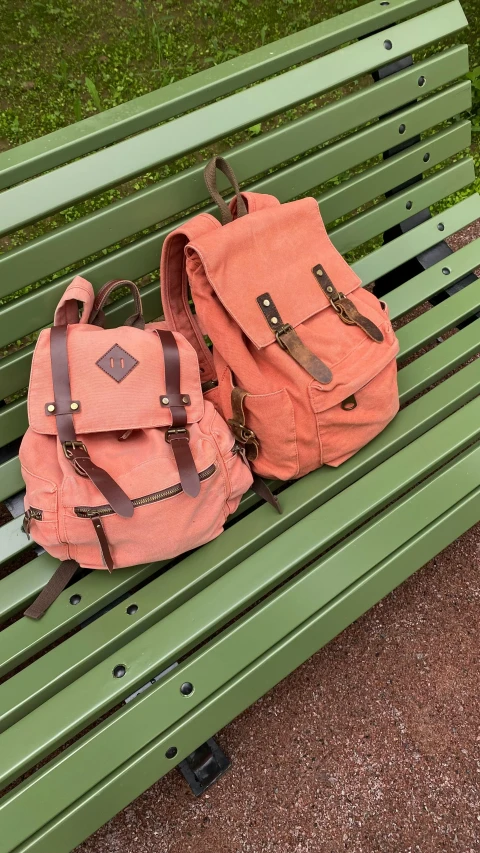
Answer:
178, 737, 231, 796
370, 53, 479, 325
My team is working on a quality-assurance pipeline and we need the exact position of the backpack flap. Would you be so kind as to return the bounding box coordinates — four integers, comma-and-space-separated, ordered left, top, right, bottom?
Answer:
28, 324, 205, 436
185, 196, 363, 353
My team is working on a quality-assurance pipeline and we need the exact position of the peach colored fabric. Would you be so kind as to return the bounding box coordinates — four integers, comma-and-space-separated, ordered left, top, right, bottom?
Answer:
20, 279, 252, 570
161, 193, 400, 480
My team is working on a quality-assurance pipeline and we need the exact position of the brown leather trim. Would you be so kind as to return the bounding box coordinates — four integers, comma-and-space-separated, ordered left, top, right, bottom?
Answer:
89, 280, 145, 329
50, 325, 77, 444
96, 344, 139, 382
45, 401, 81, 416
160, 393, 191, 407
24, 559, 80, 619
65, 446, 134, 517
204, 156, 248, 226
251, 474, 282, 514
91, 515, 114, 572
256, 292, 333, 384
227, 386, 259, 461
155, 330, 200, 498
312, 264, 384, 343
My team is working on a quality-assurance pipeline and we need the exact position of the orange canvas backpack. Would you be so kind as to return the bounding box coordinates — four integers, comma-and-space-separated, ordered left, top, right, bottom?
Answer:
160, 156, 400, 481
20, 276, 252, 618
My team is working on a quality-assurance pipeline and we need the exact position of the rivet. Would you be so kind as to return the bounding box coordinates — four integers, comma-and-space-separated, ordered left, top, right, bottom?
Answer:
316, 269, 323, 276
162, 397, 169, 405
113, 664, 126, 678
180, 682, 194, 696
270, 316, 278, 325
165, 747, 178, 759
70, 402, 79, 411
182, 396, 189, 404
326, 285, 333, 293
47, 404, 55, 413
69, 593, 81, 605
263, 298, 271, 306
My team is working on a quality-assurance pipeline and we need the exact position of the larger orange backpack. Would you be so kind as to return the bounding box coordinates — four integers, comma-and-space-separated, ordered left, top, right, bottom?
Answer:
160, 156, 400, 481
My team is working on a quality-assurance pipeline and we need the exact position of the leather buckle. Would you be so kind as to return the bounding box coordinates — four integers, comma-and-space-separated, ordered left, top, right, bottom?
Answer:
63, 441, 87, 458
166, 427, 190, 443
275, 323, 293, 351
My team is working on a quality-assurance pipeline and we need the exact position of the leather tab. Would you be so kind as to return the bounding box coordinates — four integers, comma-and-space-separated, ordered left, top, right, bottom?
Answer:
24, 559, 80, 619
251, 475, 282, 514
66, 446, 134, 517
256, 292, 333, 384
313, 264, 384, 343
228, 386, 259, 461
169, 435, 201, 498
91, 515, 114, 571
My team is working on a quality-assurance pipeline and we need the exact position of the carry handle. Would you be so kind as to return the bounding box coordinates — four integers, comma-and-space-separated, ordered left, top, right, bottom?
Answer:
54, 276, 95, 326
204, 156, 248, 226
89, 279, 145, 329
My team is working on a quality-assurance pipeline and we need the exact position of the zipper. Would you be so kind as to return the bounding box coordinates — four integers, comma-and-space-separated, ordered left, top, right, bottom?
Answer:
74, 463, 217, 518
22, 507, 43, 538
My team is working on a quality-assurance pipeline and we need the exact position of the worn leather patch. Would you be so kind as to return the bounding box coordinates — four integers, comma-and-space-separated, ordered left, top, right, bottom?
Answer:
96, 344, 139, 382
312, 264, 384, 343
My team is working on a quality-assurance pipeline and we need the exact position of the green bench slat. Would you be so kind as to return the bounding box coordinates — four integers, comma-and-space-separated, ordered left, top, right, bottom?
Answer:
0, 119, 472, 363
1, 396, 478, 790
396, 280, 480, 360
0, 517, 25, 563
0, 0, 445, 191
2, 353, 479, 717
352, 194, 480, 285
398, 321, 480, 399
1, 46, 468, 298
0, 2, 467, 237
331, 159, 475, 256
0, 160, 474, 405
319, 121, 472, 225
0, 398, 27, 450
2, 440, 478, 851
17, 485, 479, 853
0, 457, 24, 504
386, 236, 480, 318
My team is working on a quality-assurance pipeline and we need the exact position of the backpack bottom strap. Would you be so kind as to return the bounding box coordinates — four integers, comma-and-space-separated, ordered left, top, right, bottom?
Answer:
24, 559, 80, 619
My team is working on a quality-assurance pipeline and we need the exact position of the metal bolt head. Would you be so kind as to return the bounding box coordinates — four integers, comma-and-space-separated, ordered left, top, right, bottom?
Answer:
47, 404, 55, 413
270, 316, 278, 325
182, 396, 189, 404
326, 285, 333, 293
162, 397, 169, 405
263, 299, 270, 307
70, 402, 79, 411
316, 269, 323, 276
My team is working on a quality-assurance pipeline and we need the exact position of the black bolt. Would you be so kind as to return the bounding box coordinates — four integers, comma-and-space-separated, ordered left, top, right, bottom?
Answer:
423, 152, 430, 163
442, 267, 451, 276
380, 1, 390, 4
126, 604, 138, 615
399, 123, 406, 134
180, 682, 194, 696
165, 746, 178, 759
418, 76, 426, 87
69, 594, 81, 605
437, 223, 445, 231
406, 201, 413, 210
113, 664, 126, 678
383, 39, 393, 50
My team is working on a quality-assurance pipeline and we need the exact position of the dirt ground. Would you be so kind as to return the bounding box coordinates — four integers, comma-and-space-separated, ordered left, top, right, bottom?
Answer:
76, 520, 480, 853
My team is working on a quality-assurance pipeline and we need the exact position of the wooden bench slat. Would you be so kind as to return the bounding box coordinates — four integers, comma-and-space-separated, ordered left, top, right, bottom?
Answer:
0, 0, 444, 191
2, 437, 478, 850
22, 479, 479, 853
396, 280, 480, 360
0, 2, 467, 237
1, 46, 468, 298
0, 120, 472, 360
2, 353, 479, 714
331, 159, 475, 255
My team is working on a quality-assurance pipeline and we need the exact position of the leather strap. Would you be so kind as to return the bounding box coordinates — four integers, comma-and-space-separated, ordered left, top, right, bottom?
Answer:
89, 280, 145, 329
256, 293, 333, 384
156, 330, 200, 498
24, 559, 80, 619
227, 386, 260, 461
204, 156, 248, 225
50, 326, 134, 518
91, 515, 114, 571
313, 264, 384, 343
50, 325, 77, 443
251, 475, 282, 514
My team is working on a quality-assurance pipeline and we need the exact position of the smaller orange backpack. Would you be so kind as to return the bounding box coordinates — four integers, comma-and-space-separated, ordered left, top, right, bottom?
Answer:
161, 156, 400, 481
20, 276, 252, 618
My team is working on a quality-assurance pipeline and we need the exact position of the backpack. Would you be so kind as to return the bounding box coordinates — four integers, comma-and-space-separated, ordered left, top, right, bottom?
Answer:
160, 156, 400, 481
20, 276, 252, 618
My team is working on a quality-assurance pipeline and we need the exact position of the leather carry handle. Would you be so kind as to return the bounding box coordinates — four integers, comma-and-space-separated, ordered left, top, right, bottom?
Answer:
204, 156, 248, 226
89, 280, 145, 330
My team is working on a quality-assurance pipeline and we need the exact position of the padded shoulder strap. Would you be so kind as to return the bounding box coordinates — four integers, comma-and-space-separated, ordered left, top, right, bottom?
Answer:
161, 213, 220, 384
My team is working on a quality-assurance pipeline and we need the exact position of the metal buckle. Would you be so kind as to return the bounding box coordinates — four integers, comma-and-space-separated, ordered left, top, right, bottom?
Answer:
227, 420, 257, 444
165, 427, 189, 443
63, 441, 87, 458
275, 323, 293, 350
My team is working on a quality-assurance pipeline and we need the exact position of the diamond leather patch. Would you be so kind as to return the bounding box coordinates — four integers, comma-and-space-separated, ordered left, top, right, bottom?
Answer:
96, 344, 138, 382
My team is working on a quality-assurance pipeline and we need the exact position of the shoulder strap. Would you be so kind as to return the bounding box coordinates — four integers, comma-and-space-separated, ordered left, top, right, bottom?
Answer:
160, 213, 220, 385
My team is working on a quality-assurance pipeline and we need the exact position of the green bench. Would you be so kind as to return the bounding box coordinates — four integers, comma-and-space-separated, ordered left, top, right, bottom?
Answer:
1, 0, 480, 849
